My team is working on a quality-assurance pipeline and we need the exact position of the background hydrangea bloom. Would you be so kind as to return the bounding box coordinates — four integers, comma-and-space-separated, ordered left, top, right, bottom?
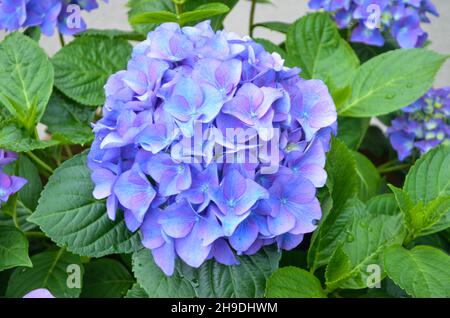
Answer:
387, 87, 450, 161
0, 0, 108, 35
0, 149, 27, 203
89, 21, 337, 275
308, 0, 438, 48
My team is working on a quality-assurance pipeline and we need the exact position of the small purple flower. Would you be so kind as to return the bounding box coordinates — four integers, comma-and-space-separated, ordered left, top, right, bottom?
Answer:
309, 0, 439, 48
0, 0, 107, 36
388, 87, 450, 161
0, 150, 27, 204
23, 288, 55, 298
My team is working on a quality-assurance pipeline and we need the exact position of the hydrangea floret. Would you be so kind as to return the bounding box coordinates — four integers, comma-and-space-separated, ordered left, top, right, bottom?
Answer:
388, 87, 450, 161
88, 21, 337, 275
0, 149, 27, 203
308, 0, 438, 48
0, 0, 108, 36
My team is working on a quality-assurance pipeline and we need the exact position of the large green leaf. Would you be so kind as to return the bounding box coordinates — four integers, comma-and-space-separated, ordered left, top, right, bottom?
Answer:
337, 117, 370, 150
0, 123, 59, 152
81, 259, 134, 298
325, 213, 405, 290
0, 32, 53, 131
6, 250, 83, 298
253, 21, 290, 34
390, 146, 450, 239
127, 0, 174, 34
339, 49, 447, 117
132, 249, 196, 298
308, 138, 360, 272
133, 246, 280, 298
286, 12, 359, 89
52, 35, 132, 106
404, 145, 450, 203
265, 267, 326, 298
28, 153, 141, 257
130, 3, 230, 27
366, 194, 399, 216
353, 151, 381, 202
125, 283, 148, 298
41, 90, 95, 146
384, 245, 450, 298
0, 225, 32, 272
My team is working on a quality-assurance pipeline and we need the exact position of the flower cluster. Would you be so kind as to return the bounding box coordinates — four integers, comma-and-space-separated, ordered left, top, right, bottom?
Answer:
0, 0, 107, 36
388, 87, 450, 161
308, 0, 438, 48
0, 150, 27, 204
88, 21, 337, 275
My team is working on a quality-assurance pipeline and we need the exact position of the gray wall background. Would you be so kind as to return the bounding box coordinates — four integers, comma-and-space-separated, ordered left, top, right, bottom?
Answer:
1, 0, 449, 86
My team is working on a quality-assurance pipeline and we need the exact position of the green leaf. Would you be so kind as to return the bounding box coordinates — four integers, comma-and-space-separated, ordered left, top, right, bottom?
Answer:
325, 213, 405, 290
366, 194, 399, 216
286, 12, 359, 89
404, 145, 450, 203
384, 245, 450, 298
80, 29, 146, 41
184, 0, 238, 30
129, 10, 178, 24
81, 259, 134, 298
28, 152, 142, 257
52, 35, 132, 106
339, 49, 447, 117
265, 267, 326, 298
0, 122, 58, 152
125, 283, 149, 298
41, 90, 95, 146
6, 250, 83, 298
0, 32, 53, 131
308, 198, 364, 273
0, 225, 32, 271
308, 138, 360, 271
178, 3, 230, 26
253, 21, 290, 34
337, 117, 370, 150
353, 151, 381, 202
127, 0, 175, 35
132, 249, 196, 298
390, 146, 450, 239
132, 246, 280, 298
191, 246, 280, 298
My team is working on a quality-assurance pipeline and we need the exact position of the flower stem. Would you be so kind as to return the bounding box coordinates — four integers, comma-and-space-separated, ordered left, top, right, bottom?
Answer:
26, 152, 54, 174
64, 145, 73, 158
58, 32, 65, 47
249, 0, 257, 37
378, 163, 411, 174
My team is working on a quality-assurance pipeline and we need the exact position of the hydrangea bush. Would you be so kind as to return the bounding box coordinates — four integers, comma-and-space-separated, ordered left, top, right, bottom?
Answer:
0, 0, 449, 299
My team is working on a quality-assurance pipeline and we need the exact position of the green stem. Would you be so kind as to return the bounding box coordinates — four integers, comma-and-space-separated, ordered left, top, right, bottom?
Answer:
173, 0, 184, 16
11, 197, 20, 229
58, 32, 65, 47
64, 145, 73, 158
249, 0, 257, 37
26, 231, 47, 239
378, 163, 411, 174
26, 152, 54, 174
376, 159, 399, 170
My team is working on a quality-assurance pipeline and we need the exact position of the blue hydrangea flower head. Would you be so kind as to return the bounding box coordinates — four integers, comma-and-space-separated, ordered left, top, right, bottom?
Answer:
309, 0, 438, 48
0, 0, 107, 35
0, 150, 27, 203
387, 87, 450, 161
89, 21, 337, 275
